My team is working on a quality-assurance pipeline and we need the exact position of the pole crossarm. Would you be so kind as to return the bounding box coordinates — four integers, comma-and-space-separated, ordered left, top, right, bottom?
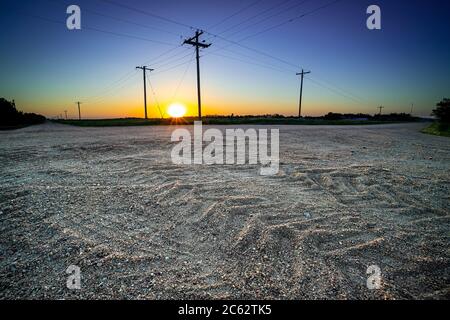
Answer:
183, 31, 211, 48
296, 71, 311, 76
136, 66, 155, 72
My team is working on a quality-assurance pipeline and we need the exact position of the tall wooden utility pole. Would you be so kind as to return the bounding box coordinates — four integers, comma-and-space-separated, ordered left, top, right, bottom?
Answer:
183, 30, 211, 120
136, 66, 154, 119
296, 69, 311, 117
378, 106, 384, 115
76, 102, 82, 120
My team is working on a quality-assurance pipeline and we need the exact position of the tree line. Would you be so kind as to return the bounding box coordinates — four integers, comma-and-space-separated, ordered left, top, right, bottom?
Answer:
0, 98, 46, 129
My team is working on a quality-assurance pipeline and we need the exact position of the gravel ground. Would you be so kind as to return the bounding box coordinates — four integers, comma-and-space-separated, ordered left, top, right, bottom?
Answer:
0, 122, 449, 299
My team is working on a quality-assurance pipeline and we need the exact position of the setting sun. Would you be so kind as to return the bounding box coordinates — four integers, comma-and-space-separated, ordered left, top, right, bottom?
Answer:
167, 103, 187, 118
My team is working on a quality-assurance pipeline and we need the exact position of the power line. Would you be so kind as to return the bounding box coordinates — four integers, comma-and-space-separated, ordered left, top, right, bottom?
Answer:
84, 75, 140, 105
84, 8, 182, 37
170, 52, 196, 104
220, 47, 295, 73
153, 51, 195, 69
148, 46, 191, 66
18, 4, 189, 106
85, 0, 295, 86
204, 0, 343, 69
92, 0, 306, 69
225, 0, 310, 39
306, 76, 367, 105
152, 57, 197, 75
98, 0, 195, 30
205, 32, 299, 68
146, 76, 164, 119
75, 45, 185, 104
208, 0, 264, 30
84, 52, 189, 106
209, 52, 292, 74
212, 0, 293, 37
85, 25, 177, 46
310, 75, 369, 105
47, 0, 183, 37
12, 10, 178, 46
240, 0, 342, 40
208, 49, 369, 109
83, 70, 138, 102
209, 51, 369, 108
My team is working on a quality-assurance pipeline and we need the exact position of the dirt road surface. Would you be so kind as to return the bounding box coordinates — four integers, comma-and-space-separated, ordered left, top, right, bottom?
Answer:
0, 122, 449, 299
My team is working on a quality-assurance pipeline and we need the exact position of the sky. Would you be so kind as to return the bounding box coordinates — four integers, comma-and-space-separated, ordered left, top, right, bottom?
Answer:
0, 0, 449, 118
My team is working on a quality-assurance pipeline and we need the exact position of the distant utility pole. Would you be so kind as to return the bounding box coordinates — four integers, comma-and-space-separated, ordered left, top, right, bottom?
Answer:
136, 66, 154, 120
296, 69, 311, 117
410, 103, 414, 115
76, 101, 82, 120
64, 110, 68, 120
378, 106, 384, 115
183, 30, 211, 120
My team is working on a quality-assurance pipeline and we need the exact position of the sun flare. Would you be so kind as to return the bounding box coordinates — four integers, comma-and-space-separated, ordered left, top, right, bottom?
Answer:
167, 103, 187, 118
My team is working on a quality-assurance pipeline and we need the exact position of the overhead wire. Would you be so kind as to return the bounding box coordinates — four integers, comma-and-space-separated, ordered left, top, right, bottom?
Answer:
170, 51, 196, 104
207, 0, 264, 30
46, 0, 183, 37
97, 0, 195, 30
146, 75, 164, 118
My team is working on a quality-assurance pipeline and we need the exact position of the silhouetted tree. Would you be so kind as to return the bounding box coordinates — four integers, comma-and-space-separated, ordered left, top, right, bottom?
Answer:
324, 112, 343, 120
372, 113, 413, 121
432, 98, 450, 123
0, 98, 46, 128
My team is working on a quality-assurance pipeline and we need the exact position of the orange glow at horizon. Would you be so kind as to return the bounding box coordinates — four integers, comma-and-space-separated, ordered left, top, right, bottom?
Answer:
19, 92, 367, 119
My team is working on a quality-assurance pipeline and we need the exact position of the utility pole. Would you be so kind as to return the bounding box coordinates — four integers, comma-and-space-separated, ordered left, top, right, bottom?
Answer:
410, 103, 414, 115
296, 69, 311, 117
378, 106, 384, 115
183, 30, 211, 120
64, 110, 68, 120
76, 102, 82, 120
136, 66, 154, 120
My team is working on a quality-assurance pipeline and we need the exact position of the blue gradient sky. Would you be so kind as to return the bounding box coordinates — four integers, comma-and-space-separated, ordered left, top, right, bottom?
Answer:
0, 0, 449, 118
